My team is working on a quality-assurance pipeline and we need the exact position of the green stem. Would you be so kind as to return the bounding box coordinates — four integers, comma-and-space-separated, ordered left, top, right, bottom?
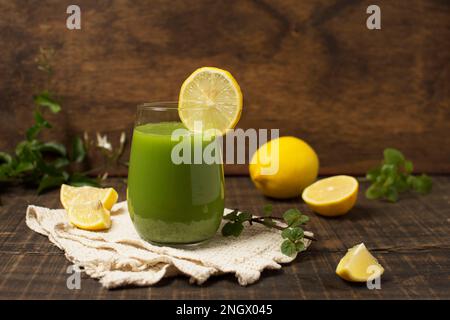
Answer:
251, 218, 316, 241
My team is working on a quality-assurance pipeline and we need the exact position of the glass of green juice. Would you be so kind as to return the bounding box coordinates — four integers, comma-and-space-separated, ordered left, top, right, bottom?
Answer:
127, 102, 225, 245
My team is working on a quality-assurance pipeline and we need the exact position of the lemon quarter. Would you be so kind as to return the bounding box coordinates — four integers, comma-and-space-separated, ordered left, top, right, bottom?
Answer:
68, 200, 111, 231
302, 175, 358, 217
60, 184, 118, 211
178, 67, 243, 134
336, 243, 384, 282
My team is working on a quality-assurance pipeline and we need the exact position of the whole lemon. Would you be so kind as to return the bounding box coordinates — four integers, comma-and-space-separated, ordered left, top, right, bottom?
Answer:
249, 136, 319, 199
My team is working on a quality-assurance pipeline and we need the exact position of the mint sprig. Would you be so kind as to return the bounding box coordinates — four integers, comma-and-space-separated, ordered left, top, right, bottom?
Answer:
222, 206, 314, 257
365, 148, 432, 202
0, 47, 98, 197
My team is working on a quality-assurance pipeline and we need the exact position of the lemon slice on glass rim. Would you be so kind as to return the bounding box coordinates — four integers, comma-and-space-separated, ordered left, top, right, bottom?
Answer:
178, 67, 243, 135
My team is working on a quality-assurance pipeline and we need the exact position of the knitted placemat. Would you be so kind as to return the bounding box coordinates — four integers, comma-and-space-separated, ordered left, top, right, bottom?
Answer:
26, 201, 312, 288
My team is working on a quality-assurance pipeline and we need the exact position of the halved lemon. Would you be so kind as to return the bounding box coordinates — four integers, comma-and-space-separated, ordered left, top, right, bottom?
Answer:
68, 200, 111, 231
178, 67, 243, 134
60, 184, 118, 211
336, 243, 384, 282
302, 175, 358, 217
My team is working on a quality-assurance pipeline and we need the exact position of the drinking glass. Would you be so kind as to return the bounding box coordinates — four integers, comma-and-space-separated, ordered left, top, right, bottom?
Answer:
127, 102, 225, 245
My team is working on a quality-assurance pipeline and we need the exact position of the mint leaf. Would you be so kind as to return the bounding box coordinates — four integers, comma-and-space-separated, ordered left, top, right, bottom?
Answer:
283, 209, 308, 227
384, 148, 405, 165
409, 174, 432, 194
34, 91, 61, 113
15, 141, 31, 160
366, 166, 381, 182
281, 228, 291, 239
385, 187, 399, 202
221, 222, 244, 237
37, 142, 67, 156
237, 212, 252, 223
394, 176, 409, 192
365, 184, 382, 199
281, 227, 304, 241
224, 210, 239, 221
295, 241, 306, 252
71, 136, 86, 163
26, 111, 51, 141
297, 215, 310, 224
281, 240, 297, 257
37, 174, 67, 194
15, 161, 35, 174
0, 164, 13, 181
283, 208, 302, 227
417, 174, 432, 194
0, 152, 12, 165
52, 157, 70, 169
404, 160, 413, 173
383, 174, 395, 187
26, 124, 42, 141
34, 110, 51, 128
381, 164, 396, 176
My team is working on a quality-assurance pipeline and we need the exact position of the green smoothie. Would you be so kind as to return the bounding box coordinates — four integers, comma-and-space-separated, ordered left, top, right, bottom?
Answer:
127, 122, 225, 244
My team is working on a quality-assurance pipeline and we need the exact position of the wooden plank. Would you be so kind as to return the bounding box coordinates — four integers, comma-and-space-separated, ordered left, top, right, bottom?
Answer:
1, 249, 448, 299
0, 176, 449, 299
0, 0, 449, 175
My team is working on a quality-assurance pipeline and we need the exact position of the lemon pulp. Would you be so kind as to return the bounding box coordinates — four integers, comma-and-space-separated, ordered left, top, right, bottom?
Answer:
302, 175, 358, 216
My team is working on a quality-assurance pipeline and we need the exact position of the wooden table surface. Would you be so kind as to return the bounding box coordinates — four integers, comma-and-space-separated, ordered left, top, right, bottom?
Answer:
0, 176, 449, 299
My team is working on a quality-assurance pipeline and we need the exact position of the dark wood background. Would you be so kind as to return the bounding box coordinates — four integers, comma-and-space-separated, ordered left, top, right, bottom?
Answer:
0, 0, 449, 175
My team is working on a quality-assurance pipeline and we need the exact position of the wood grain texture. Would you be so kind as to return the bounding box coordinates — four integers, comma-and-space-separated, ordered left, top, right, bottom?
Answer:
0, 176, 449, 299
0, 0, 449, 175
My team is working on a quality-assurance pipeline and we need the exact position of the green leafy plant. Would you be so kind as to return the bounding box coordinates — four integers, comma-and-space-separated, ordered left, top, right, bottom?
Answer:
365, 148, 432, 202
0, 48, 99, 195
222, 205, 315, 257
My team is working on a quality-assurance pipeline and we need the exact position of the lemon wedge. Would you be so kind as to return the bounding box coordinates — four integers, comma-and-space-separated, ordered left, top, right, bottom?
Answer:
302, 175, 358, 217
336, 243, 384, 282
60, 184, 118, 211
68, 200, 111, 231
178, 67, 243, 134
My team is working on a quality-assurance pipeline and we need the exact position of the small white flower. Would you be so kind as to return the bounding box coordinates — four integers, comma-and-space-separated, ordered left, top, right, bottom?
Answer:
120, 132, 126, 145
96, 132, 112, 151
101, 172, 109, 181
